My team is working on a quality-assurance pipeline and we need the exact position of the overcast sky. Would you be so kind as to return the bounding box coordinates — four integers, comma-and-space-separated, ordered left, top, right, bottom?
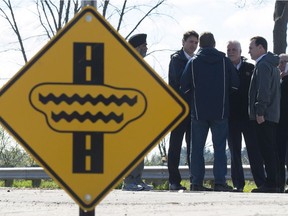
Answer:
0, 0, 277, 153
144, 0, 276, 81
0, 0, 276, 85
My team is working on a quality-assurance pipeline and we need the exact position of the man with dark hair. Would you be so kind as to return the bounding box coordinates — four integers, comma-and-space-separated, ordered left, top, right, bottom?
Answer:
198, 32, 215, 48
168, 30, 199, 191
122, 33, 153, 191
180, 32, 239, 191
227, 40, 265, 192
248, 36, 281, 193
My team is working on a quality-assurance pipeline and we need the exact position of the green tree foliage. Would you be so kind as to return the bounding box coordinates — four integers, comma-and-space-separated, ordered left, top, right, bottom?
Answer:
0, 126, 36, 167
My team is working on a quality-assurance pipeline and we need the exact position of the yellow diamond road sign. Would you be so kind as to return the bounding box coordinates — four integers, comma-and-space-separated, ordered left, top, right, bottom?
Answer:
0, 7, 188, 210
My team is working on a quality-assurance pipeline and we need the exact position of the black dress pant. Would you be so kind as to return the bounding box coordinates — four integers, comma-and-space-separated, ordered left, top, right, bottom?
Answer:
228, 120, 265, 189
168, 115, 191, 185
276, 125, 288, 190
255, 120, 279, 188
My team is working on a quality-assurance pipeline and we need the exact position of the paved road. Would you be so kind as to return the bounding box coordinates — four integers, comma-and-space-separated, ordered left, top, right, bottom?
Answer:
1, 188, 288, 216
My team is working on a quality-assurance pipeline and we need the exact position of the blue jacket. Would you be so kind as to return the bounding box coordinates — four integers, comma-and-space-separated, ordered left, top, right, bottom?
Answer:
180, 47, 239, 120
168, 49, 189, 97
248, 52, 280, 123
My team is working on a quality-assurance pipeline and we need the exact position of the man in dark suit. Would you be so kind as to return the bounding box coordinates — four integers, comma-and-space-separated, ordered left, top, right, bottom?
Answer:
168, 30, 199, 191
227, 40, 265, 192
248, 36, 281, 193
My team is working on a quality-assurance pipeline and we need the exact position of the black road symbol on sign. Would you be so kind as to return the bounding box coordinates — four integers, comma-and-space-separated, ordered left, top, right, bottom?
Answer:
73, 43, 106, 174
29, 43, 147, 174
72, 43, 146, 173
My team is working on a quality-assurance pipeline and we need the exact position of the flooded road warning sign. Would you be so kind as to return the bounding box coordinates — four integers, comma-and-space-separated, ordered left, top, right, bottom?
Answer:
0, 7, 188, 210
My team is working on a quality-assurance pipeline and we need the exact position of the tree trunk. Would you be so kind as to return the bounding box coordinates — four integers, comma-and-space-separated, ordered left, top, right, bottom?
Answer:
273, 1, 288, 54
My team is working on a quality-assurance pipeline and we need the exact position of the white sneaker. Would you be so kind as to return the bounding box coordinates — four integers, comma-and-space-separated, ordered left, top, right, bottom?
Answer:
122, 183, 144, 191
139, 182, 153, 191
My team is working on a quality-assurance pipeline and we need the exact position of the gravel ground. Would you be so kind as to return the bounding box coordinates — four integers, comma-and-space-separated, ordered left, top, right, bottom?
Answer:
1, 188, 288, 216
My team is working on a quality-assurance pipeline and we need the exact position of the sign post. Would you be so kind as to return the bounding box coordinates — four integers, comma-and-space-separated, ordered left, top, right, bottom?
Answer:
0, 6, 188, 215
81, 0, 97, 8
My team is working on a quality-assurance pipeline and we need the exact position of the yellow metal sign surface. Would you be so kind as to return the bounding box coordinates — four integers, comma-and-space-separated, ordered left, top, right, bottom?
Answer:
0, 7, 188, 210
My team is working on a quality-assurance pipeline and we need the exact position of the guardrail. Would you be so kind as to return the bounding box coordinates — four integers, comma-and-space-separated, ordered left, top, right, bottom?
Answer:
0, 165, 253, 187
142, 165, 253, 182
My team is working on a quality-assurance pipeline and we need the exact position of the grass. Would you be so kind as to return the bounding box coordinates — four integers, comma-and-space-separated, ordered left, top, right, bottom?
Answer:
0, 179, 60, 189
153, 180, 257, 192
243, 180, 257, 192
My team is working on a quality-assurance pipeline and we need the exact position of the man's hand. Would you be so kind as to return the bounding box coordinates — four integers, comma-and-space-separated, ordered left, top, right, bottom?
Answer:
256, 115, 265, 124
280, 71, 288, 78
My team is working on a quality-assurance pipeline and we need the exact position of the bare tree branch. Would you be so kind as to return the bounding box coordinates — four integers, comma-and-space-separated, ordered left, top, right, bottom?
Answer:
146, 48, 176, 56
235, 0, 265, 8
0, 0, 169, 74
64, 0, 71, 24
125, 0, 165, 39
39, 0, 55, 38
0, 0, 27, 63
116, 0, 127, 31
57, 0, 64, 31
43, 0, 58, 33
102, 0, 109, 18
36, 0, 52, 38
73, 0, 80, 15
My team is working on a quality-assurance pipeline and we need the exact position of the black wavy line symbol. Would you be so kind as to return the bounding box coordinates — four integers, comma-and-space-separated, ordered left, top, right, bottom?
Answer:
39, 93, 137, 106
51, 111, 124, 123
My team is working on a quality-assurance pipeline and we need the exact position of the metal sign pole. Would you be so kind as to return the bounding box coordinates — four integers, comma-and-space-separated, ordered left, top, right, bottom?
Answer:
80, 208, 95, 216
81, 0, 97, 8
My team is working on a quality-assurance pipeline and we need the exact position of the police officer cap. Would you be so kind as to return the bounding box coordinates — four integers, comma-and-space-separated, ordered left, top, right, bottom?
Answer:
128, 33, 147, 48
